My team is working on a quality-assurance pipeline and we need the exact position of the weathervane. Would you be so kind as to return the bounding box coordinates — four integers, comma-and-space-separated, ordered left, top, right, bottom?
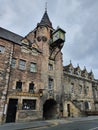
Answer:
70, 60, 72, 64
45, 1, 47, 12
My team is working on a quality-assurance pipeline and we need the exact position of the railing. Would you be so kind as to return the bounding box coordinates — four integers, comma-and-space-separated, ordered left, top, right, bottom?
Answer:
64, 93, 86, 113
71, 100, 85, 114
64, 93, 98, 116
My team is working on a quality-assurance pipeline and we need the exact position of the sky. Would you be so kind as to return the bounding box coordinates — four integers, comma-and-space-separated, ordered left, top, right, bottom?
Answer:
0, 0, 98, 79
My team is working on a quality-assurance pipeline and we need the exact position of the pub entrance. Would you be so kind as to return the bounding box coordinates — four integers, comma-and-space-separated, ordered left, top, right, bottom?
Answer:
6, 99, 18, 123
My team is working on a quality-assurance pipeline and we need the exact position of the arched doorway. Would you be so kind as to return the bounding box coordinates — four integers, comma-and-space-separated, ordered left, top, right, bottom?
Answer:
43, 99, 57, 119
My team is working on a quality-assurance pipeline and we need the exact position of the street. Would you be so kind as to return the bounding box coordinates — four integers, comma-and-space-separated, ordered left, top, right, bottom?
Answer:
36, 119, 98, 130
0, 116, 98, 130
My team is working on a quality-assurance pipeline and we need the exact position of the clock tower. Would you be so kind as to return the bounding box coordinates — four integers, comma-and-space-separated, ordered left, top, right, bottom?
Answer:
22, 9, 66, 119
34, 10, 66, 119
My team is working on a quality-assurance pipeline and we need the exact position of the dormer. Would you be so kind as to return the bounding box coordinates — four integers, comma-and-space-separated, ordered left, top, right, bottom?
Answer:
69, 63, 74, 74
21, 31, 35, 47
81, 66, 88, 78
64, 62, 74, 74
88, 70, 94, 80
74, 65, 81, 76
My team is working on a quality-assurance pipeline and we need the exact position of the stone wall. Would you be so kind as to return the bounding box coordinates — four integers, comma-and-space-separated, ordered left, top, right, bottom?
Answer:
63, 72, 96, 117
0, 38, 13, 123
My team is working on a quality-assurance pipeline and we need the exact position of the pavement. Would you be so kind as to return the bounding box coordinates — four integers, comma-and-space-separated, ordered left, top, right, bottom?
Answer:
0, 116, 98, 130
0, 120, 52, 130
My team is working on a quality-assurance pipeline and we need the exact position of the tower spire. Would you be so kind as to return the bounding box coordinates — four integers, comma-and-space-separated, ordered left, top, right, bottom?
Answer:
38, 2, 52, 28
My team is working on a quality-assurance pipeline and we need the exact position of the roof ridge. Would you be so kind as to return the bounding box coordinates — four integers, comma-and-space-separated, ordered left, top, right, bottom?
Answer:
0, 27, 23, 45
0, 27, 23, 37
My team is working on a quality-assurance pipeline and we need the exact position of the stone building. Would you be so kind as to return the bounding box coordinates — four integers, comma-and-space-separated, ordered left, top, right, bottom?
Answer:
0, 10, 98, 124
0, 10, 65, 123
63, 62, 98, 117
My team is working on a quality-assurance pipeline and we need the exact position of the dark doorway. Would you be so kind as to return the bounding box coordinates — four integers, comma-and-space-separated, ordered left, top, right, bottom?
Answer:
6, 99, 18, 123
67, 104, 71, 117
85, 101, 89, 110
43, 99, 57, 119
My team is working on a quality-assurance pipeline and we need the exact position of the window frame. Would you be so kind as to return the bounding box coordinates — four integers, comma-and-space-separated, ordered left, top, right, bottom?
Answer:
84, 86, 88, 95
19, 59, 26, 70
16, 81, 22, 91
22, 99, 36, 110
48, 77, 54, 90
30, 62, 37, 73
11, 58, 16, 68
29, 82, 34, 93
48, 64, 53, 71
79, 85, 82, 94
70, 83, 74, 93
0, 45, 5, 53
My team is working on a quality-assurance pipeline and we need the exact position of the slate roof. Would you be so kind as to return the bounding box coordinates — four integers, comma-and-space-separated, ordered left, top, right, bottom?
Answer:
0, 27, 23, 45
38, 11, 52, 28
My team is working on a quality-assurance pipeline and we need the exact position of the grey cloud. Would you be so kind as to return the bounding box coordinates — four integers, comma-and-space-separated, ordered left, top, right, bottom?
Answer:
0, 0, 98, 78
61, 0, 98, 78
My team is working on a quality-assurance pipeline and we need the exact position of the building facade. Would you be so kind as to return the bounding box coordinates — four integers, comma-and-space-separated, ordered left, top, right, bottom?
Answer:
0, 11, 65, 123
0, 10, 98, 123
63, 62, 98, 117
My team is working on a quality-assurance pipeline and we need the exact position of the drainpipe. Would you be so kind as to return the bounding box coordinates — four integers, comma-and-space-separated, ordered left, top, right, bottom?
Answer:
2, 43, 14, 123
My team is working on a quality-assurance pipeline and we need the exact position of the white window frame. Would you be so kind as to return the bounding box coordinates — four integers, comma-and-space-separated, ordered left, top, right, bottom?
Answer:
48, 64, 53, 71
19, 59, 26, 70
30, 62, 37, 72
11, 58, 16, 68
48, 77, 54, 90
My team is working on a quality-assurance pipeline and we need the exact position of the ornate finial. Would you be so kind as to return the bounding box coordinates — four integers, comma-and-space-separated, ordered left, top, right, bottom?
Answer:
84, 66, 86, 70
45, 1, 47, 12
57, 26, 60, 29
90, 69, 93, 73
70, 60, 72, 64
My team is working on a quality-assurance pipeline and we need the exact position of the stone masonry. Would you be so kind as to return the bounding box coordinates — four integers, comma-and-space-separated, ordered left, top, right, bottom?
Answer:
0, 10, 98, 124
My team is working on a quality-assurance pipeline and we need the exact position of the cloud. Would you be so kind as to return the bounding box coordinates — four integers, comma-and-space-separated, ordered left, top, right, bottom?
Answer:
0, 0, 98, 79
0, 0, 45, 35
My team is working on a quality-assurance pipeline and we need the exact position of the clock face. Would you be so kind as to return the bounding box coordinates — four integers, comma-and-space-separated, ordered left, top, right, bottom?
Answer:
53, 32, 59, 42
